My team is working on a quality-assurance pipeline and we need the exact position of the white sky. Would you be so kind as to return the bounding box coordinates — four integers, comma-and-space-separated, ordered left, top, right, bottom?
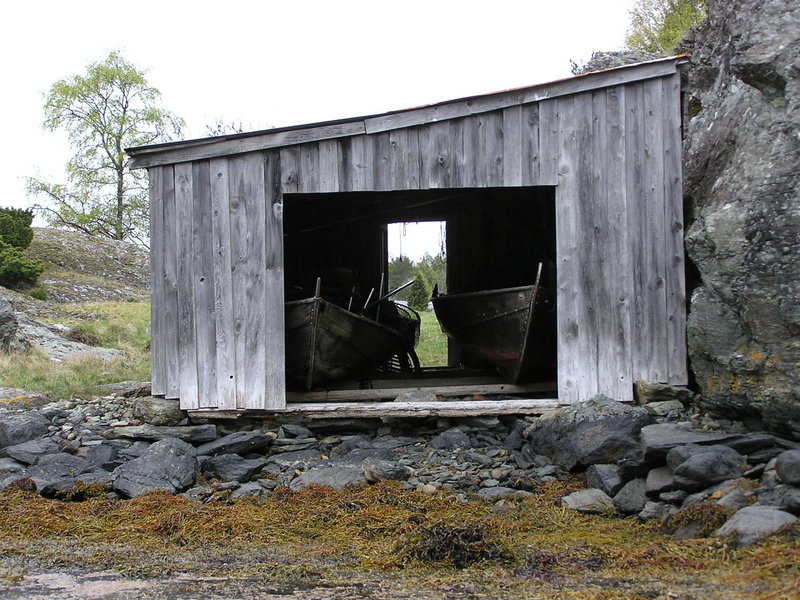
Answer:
1, 0, 635, 259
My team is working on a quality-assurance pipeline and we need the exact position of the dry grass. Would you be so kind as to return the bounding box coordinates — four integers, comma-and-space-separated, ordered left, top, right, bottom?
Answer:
0, 481, 797, 599
0, 300, 150, 398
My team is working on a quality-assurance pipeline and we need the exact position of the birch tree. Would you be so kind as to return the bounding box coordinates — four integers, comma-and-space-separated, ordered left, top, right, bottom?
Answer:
27, 51, 183, 245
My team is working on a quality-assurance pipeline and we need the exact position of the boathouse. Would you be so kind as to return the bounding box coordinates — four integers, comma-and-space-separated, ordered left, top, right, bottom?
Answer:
127, 56, 688, 416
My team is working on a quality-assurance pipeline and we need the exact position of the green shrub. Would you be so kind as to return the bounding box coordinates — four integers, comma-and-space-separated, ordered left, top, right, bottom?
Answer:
407, 274, 432, 312
29, 286, 49, 301
0, 241, 45, 288
0, 207, 35, 249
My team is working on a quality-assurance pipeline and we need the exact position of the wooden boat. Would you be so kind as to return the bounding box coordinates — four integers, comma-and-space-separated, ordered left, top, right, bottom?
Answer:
431, 264, 543, 384
284, 294, 412, 391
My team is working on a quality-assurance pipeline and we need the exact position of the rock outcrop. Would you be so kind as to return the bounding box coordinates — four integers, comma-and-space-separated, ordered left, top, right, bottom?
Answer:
683, 0, 800, 439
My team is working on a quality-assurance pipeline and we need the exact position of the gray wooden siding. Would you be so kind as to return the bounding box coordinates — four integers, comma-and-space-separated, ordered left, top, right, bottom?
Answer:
150, 153, 285, 410
149, 69, 686, 410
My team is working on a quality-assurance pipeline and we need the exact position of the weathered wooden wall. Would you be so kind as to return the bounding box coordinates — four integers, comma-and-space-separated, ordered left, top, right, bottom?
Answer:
146, 65, 686, 410
149, 152, 285, 410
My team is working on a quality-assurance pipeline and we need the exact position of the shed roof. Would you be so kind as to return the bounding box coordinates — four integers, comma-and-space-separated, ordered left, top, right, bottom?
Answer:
127, 56, 686, 170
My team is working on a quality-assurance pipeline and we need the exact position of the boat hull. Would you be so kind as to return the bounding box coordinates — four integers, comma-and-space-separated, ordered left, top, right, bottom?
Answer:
285, 297, 406, 391
432, 278, 543, 384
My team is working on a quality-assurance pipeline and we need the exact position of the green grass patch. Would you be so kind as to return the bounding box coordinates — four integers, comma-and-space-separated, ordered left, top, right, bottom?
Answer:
415, 310, 448, 367
0, 300, 151, 398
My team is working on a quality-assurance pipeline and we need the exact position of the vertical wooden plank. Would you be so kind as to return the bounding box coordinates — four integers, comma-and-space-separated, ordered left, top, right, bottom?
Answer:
625, 82, 650, 384
573, 92, 599, 402
406, 127, 421, 190
450, 117, 467, 188
227, 156, 248, 407
521, 103, 541, 186
148, 166, 166, 397
175, 162, 199, 409
235, 153, 269, 410
481, 111, 504, 187
192, 161, 218, 409
662, 74, 688, 384
462, 115, 484, 187
420, 120, 452, 189
555, 95, 581, 404
389, 128, 409, 190
210, 158, 236, 410
318, 139, 340, 192
279, 147, 300, 194
161, 165, 180, 399
591, 88, 633, 402
363, 133, 375, 191
263, 151, 286, 409
503, 105, 523, 187
538, 100, 560, 186
371, 132, 392, 191
642, 78, 669, 382
345, 135, 368, 191
299, 144, 319, 193
602, 85, 634, 401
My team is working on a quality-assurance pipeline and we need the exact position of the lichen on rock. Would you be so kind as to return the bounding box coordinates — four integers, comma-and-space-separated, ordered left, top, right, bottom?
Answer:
683, 0, 800, 439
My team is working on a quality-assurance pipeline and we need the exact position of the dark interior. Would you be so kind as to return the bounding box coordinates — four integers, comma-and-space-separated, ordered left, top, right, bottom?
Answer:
282, 187, 557, 387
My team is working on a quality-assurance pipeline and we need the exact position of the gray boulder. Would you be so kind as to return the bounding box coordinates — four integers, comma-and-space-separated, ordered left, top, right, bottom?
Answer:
4, 437, 60, 465
673, 452, 745, 491
477, 486, 522, 500
132, 396, 185, 426
27, 453, 87, 481
0, 457, 26, 474
757, 485, 800, 515
715, 506, 797, 547
195, 431, 275, 456
289, 463, 365, 491
113, 437, 198, 498
646, 467, 676, 496
638, 501, 678, 522
104, 424, 217, 443
640, 423, 740, 460
230, 482, 267, 498
278, 423, 314, 439
585, 464, 624, 497
362, 458, 412, 483
775, 450, 800, 486
0, 413, 51, 449
634, 381, 694, 405
523, 394, 649, 470
0, 294, 29, 352
202, 454, 266, 483
683, 0, 800, 438
717, 490, 750, 511
613, 478, 648, 515
666, 444, 744, 472
561, 489, 616, 515
429, 428, 473, 450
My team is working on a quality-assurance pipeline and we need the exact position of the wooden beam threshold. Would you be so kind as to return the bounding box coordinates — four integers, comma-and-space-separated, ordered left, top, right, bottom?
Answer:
188, 398, 561, 419
286, 381, 557, 403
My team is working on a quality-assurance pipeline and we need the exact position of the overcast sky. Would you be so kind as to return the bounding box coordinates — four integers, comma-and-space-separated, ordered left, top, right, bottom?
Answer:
2, 0, 635, 258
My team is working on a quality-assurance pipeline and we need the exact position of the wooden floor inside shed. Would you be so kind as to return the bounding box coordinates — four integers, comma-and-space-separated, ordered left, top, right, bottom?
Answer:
188, 369, 560, 419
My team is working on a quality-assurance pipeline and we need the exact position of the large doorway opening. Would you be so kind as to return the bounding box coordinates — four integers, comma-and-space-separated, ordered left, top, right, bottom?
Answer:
282, 187, 557, 398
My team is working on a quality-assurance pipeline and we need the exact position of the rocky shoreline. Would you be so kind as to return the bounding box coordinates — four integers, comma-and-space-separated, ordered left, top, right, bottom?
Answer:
1, 386, 797, 550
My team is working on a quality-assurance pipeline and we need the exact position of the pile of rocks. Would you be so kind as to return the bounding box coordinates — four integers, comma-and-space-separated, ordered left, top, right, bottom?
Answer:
539, 396, 799, 546
1, 387, 797, 549
0, 389, 565, 505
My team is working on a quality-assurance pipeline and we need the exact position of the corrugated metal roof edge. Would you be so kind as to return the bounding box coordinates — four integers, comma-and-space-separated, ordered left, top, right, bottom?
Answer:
127, 54, 688, 166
